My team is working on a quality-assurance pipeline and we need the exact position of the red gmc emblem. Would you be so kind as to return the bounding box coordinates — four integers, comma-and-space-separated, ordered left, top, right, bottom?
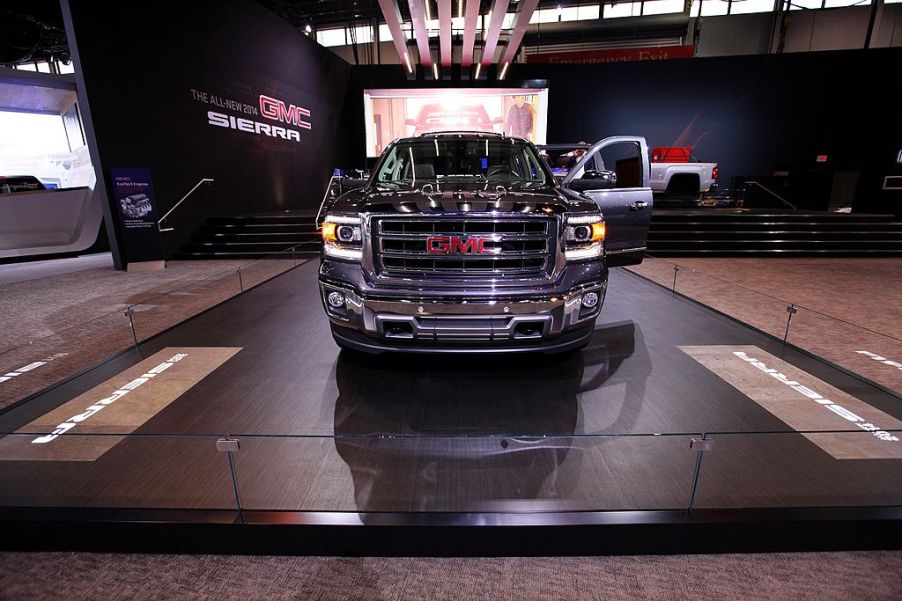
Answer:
426, 236, 492, 254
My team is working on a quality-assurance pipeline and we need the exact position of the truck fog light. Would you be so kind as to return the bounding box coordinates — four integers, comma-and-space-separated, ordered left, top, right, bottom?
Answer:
582, 292, 599, 308
327, 291, 346, 308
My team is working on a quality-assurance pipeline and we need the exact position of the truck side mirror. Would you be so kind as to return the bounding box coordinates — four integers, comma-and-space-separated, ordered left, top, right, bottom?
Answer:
568, 170, 617, 192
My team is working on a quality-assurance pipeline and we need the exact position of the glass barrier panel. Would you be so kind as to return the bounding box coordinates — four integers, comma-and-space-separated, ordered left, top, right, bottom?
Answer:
627, 255, 902, 394
230, 433, 698, 513
131, 267, 242, 341
0, 432, 238, 511
234, 247, 299, 292
0, 310, 136, 410
692, 430, 902, 509
789, 306, 902, 394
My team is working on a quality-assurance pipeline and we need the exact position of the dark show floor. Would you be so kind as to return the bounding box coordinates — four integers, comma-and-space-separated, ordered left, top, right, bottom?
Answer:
0, 261, 900, 515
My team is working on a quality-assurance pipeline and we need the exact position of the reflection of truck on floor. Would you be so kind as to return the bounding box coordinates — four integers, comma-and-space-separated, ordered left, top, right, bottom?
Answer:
648, 147, 718, 197
120, 193, 153, 219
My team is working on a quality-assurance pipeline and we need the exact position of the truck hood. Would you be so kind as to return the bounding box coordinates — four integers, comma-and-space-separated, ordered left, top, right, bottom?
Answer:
328, 184, 597, 216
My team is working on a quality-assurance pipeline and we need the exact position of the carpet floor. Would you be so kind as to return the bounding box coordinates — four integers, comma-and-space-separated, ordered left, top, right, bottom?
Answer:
1, 551, 900, 600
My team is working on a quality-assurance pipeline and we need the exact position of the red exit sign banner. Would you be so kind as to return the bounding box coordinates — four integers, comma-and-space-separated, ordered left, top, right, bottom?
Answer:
527, 45, 695, 64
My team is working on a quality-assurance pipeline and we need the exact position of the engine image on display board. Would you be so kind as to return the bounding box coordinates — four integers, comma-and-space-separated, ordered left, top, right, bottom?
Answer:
363, 88, 549, 157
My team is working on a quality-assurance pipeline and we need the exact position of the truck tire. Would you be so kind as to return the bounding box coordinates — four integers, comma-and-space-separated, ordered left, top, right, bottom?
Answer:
664, 173, 701, 197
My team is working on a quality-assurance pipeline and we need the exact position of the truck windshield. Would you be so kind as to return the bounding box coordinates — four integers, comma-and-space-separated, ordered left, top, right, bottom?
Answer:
374, 138, 550, 188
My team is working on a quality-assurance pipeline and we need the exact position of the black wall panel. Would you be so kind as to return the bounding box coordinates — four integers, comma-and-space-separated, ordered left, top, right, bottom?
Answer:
348, 48, 902, 214
69, 0, 351, 258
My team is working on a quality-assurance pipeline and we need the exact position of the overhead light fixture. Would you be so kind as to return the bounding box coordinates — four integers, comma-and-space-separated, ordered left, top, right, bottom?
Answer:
403, 52, 413, 73
433, 62, 440, 80
458, 0, 463, 18
484, 10, 492, 35
305, 24, 312, 33
425, 0, 432, 21
499, 61, 509, 80
474, 62, 482, 80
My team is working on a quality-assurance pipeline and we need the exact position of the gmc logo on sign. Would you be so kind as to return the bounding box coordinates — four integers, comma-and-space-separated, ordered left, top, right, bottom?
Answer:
426, 236, 492, 254
259, 94, 312, 130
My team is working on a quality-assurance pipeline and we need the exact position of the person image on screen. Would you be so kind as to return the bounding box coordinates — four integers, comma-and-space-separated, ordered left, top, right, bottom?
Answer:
505, 95, 535, 140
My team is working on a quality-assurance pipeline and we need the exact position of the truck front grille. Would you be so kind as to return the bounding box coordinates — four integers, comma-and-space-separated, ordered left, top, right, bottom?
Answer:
373, 216, 555, 279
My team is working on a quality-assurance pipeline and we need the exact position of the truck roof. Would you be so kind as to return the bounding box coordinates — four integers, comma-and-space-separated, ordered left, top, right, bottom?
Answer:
412, 131, 528, 142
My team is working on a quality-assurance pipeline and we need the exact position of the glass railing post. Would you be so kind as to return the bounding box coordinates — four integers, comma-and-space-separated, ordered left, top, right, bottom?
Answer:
783, 304, 798, 347
216, 437, 245, 524
124, 307, 139, 353
237, 268, 244, 293
687, 433, 713, 517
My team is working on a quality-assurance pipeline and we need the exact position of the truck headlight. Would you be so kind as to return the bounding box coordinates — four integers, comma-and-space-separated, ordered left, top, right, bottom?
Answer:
564, 214, 605, 261
322, 215, 363, 261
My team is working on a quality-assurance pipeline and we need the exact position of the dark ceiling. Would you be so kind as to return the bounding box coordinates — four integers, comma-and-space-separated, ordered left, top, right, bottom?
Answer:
0, 0, 68, 65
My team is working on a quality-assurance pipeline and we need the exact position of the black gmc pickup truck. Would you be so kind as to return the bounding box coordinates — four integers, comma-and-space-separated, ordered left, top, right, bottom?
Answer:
318, 132, 653, 353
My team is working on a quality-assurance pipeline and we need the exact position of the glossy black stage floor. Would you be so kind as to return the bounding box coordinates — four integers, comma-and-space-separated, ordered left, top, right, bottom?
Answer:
1, 261, 900, 554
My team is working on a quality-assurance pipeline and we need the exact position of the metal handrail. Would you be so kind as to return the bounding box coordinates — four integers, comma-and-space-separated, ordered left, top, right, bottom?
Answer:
744, 180, 797, 210
158, 178, 214, 232
314, 175, 338, 229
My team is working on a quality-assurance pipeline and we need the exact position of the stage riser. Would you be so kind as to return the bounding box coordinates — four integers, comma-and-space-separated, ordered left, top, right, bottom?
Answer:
647, 211, 902, 256
177, 211, 902, 259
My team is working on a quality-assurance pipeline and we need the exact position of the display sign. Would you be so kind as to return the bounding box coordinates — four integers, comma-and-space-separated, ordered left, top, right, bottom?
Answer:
110, 167, 164, 265
526, 45, 695, 65
190, 88, 312, 144
363, 87, 549, 157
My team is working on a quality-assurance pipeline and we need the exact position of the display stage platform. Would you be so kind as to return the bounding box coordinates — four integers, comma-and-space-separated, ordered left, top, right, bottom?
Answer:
1, 261, 900, 555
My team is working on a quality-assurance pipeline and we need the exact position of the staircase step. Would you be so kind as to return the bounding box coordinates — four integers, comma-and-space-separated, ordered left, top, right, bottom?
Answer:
179, 212, 321, 259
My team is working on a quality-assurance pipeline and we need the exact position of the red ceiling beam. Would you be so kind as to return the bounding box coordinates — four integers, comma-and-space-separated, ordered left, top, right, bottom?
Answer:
407, 0, 433, 67
498, 0, 539, 67
460, 0, 480, 67
376, 0, 414, 73
438, 0, 452, 66
480, 0, 509, 67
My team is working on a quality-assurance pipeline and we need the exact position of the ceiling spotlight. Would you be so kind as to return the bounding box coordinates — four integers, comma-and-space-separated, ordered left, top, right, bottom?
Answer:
433, 62, 439, 80
403, 52, 413, 74
474, 62, 482, 80
499, 61, 509, 80
305, 24, 312, 33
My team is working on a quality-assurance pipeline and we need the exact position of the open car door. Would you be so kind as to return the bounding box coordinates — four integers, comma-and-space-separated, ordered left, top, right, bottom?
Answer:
560, 136, 653, 267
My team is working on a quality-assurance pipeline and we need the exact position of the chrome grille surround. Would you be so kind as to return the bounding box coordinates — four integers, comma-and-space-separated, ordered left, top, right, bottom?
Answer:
368, 213, 559, 283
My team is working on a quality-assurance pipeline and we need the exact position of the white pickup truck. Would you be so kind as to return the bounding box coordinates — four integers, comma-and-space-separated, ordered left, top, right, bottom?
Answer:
648, 147, 718, 196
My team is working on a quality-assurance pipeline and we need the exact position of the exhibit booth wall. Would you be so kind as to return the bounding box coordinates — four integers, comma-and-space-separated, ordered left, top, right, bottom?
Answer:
66, 0, 353, 262
347, 48, 902, 215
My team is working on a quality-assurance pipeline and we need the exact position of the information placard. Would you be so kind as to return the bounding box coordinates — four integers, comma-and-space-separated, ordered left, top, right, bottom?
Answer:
110, 167, 164, 266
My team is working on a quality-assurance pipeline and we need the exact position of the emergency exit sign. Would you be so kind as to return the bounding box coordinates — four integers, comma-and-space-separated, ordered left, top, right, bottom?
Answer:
816, 155, 828, 163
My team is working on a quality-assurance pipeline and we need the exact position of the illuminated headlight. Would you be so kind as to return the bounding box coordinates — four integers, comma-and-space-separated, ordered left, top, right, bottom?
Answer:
322, 215, 363, 261
565, 214, 605, 262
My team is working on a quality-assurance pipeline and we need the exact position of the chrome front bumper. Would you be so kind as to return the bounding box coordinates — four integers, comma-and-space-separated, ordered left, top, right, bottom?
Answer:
320, 281, 606, 347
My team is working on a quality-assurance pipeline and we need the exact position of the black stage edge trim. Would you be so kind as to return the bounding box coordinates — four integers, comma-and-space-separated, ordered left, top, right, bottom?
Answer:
0, 258, 311, 418
621, 267, 902, 401
2, 507, 901, 556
